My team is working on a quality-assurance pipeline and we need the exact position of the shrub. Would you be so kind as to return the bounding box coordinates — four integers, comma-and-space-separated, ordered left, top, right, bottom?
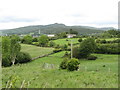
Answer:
63, 52, 70, 58
100, 39, 106, 44
78, 38, 82, 42
68, 43, 71, 46
32, 37, 38, 42
87, 55, 97, 60
61, 44, 68, 50
60, 58, 69, 69
67, 58, 80, 71
96, 39, 101, 43
53, 49, 62, 53
49, 41, 56, 47
16, 52, 32, 63
55, 44, 60, 49
95, 44, 120, 54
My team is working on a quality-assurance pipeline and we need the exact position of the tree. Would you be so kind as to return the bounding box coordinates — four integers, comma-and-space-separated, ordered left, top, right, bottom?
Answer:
32, 37, 38, 42
80, 38, 96, 58
2, 35, 21, 66
56, 32, 67, 38
10, 35, 21, 65
73, 38, 97, 59
38, 35, 49, 47
69, 29, 78, 35
2, 37, 11, 66
22, 35, 33, 44
79, 38, 96, 58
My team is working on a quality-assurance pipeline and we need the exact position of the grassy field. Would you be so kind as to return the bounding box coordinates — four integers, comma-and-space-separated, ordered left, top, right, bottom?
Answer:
20, 44, 54, 58
99, 38, 118, 41
2, 51, 118, 88
52, 38, 82, 46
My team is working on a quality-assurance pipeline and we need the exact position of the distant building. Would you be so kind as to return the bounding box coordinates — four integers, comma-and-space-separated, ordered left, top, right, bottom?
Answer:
67, 34, 76, 38
47, 34, 55, 37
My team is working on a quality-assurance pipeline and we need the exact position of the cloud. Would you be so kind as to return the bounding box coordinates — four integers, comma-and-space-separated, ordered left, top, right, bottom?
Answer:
0, 16, 39, 23
0, 0, 118, 29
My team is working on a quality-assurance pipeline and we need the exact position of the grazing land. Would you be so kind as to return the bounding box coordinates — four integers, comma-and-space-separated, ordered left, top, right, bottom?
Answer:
2, 51, 118, 88
21, 44, 54, 58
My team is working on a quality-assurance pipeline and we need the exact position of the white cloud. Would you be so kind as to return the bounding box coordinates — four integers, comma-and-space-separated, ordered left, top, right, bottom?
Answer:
0, 0, 119, 29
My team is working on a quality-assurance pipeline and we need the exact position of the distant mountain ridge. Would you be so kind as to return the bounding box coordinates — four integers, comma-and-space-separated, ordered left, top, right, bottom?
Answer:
1, 23, 116, 35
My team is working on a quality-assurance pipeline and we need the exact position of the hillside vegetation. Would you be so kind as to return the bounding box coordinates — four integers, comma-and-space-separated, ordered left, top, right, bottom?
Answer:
2, 23, 104, 35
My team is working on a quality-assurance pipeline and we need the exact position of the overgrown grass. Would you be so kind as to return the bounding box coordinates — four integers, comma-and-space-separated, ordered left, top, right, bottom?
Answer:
2, 51, 118, 88
20, 44, 54, 58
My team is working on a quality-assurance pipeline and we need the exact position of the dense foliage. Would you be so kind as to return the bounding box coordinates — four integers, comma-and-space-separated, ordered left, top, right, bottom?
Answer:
60, 58, 80, 71
67, 58, 80, 71
38, 35, 49, 47
73, 38, 97, 59
2, 35, 32, 67
95, 44, 120, 54
60, 58, 69, 69
21, 35, 33, 44
16, 52, 32, 63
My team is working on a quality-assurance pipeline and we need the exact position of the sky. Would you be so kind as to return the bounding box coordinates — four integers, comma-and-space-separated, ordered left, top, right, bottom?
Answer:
0, 0, 119, 30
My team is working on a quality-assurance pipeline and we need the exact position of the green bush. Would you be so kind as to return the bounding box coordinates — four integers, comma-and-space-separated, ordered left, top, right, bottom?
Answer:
60, 58, 69, 69
16, 52, 32, 63
78, 38, 82, 42
49, 41, 56, 47
67, 58, 80, 71
63, 52, 70, 58
2, 54, 11, 67
32, 37, 38, 42
87, 55, 97, 60
61, 44, 68, 50
53, 49, 62, 53
100, 39, 107, 44
95, 44, 120, 54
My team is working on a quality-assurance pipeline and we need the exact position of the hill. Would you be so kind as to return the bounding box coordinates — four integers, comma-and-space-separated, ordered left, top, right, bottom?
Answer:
1, 23, 108, 35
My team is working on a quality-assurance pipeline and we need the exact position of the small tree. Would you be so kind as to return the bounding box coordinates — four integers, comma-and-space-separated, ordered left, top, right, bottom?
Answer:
10, 35, 21, 65
22, 35, 33, 44
73, 38, 97, 59
67, 58, 80, 71
38, 35, 49, 47
79, 38, 96, 58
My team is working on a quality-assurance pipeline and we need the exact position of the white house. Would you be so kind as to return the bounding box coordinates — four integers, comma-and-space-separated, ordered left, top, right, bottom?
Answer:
47, 34, 55, 37
67, 34, 76, 38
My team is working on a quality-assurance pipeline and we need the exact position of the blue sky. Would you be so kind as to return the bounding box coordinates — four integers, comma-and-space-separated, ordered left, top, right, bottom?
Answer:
0, 0, 118, 30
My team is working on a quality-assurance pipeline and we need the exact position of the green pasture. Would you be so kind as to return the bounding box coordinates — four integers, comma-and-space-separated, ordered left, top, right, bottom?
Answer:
2, 51, 118, 88
21, 44, 54, 58
52, 38, 80, 46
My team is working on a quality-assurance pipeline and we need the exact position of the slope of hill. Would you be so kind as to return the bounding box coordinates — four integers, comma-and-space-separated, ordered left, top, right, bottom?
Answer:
1, 23, 106, 35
